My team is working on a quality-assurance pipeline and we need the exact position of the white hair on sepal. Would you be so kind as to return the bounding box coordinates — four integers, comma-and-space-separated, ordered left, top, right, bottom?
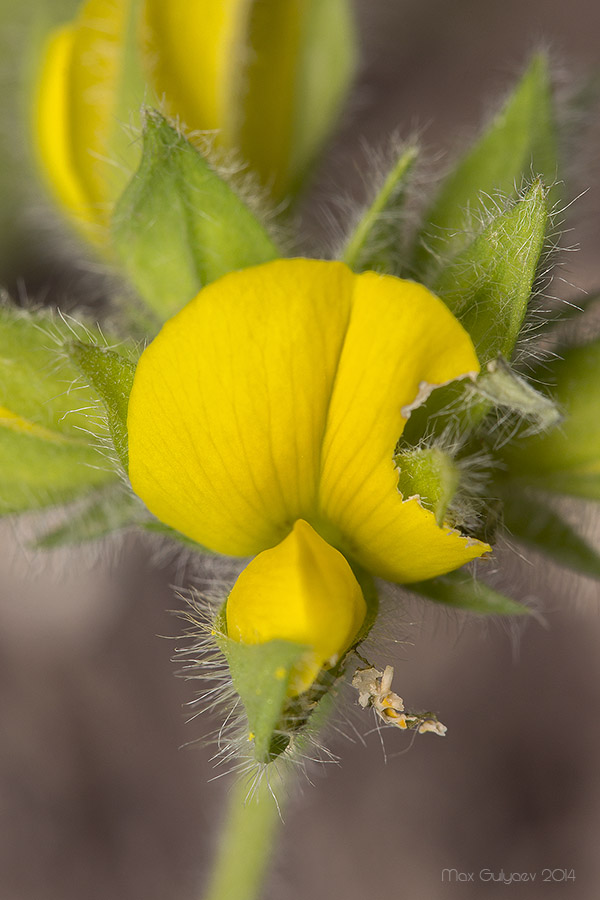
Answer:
170, 584, 346, 790
144, 100, 293, 258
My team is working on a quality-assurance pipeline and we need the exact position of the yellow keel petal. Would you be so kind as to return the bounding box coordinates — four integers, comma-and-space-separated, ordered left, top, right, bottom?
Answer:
226, 519, 366, 695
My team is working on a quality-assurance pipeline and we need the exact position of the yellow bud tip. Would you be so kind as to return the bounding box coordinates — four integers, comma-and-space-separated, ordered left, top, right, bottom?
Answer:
226, 520, 366, 695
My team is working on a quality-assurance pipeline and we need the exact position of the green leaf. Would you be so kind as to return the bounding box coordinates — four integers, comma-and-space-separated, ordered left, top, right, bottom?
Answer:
35, 484, 144, 549
394, 446, 459, 526
414, 53, 557, 279
501, 490, 600, 580
500, 338, 600, 500
410, 569, 531, 616
432, 179, 548, 363
342, 145, 417, 273
68, 341, 135, 470
216, 635, 308, 764
112, 111, 280, 323
0, 303, 115, 515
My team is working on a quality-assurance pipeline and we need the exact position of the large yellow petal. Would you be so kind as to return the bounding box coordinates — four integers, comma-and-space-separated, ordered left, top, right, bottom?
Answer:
33, 25, 94, 225
226, 519, 366, 695
128, 259, 490, 580
318, 273, 488, 582
142, 0, 252, 143
127, 259, 354, 555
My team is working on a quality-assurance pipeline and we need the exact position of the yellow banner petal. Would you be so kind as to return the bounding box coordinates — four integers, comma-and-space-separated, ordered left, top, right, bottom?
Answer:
319, 273, 488, 581
128, 259, 354, 555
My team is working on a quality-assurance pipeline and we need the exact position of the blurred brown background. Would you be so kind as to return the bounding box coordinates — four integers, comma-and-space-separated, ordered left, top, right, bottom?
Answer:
2, 1, 600, 898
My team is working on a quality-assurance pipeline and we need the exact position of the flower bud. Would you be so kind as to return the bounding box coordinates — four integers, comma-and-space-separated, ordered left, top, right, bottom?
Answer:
33, 0, 356, 238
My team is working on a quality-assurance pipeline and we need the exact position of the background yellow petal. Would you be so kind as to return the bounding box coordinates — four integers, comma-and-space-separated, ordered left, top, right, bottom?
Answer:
142, 0, 252, 143
68, 0, 141, 224
127, 259, 354, 555
318, 273, 488, 582
226, 519, 366, 695
33, 25, 94, 224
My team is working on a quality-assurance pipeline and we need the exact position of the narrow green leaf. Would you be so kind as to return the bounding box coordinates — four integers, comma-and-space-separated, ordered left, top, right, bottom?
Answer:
410, 569, 531, 616
414, 53, 557, 279
501, 490, 600, 580
68, 341, 135, 470
216, 635, 308, 764
0, 303, 115, 514
35, 485, 144, 549
500, 338, 600, 500
342, 145, 417, 273
112, 111, 280, 323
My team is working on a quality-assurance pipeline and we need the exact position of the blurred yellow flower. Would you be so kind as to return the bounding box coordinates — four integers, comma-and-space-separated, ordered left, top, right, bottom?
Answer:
33, 0, 355, 238
127, 259, 490, 686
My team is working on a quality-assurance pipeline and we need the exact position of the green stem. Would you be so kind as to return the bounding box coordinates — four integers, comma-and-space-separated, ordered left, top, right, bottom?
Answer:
203, 774, 284, 900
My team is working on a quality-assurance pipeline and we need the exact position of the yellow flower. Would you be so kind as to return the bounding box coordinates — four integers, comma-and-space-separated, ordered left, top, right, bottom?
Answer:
33, 0, 355, 236
127, 259, 490, 688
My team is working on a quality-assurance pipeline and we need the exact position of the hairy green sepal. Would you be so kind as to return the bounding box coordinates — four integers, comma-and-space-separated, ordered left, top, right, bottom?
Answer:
433, 179, 548, 363
414, 52, 557, 279
500, 339, 600, 500
501, 490, 600, 581
395, 446, 459, 526
216, 634, 309, 764
35, 484, 144, 548
342, 145, 417, 274
68, 341, 135, 470
411, 569, 531, 616
112, 111, 279, 324
404, 182, 549, 444
0, 305, 115, 515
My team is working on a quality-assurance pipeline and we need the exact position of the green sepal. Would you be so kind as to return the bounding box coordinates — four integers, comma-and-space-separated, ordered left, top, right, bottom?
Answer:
35, 484, 144, 549
499, 338, 600, 500
111, 111, 280, 324
432, 179, 548, 364
410, 569, 531, 616
394, 446, 459, 526
342, 145, 417, 274
501, 490, 600, 581
68, 340, 135, 470
141, 520, 213, 552
216, 634, 308, 764
403, 180, 549, 446
0, 303, 115, 515
414, 53, 557, 279
472, 356, 562, 432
